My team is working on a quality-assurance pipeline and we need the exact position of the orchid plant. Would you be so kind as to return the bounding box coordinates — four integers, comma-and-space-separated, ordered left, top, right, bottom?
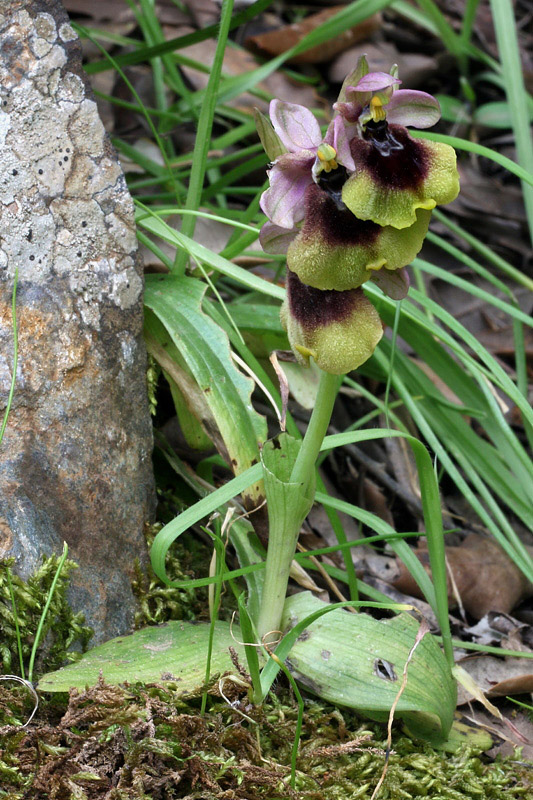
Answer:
255, 56, 460, 641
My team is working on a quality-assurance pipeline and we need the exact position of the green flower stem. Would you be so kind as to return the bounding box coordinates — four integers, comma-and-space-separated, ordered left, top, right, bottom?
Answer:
257, 370, 339, 643
290, 371, 340, 487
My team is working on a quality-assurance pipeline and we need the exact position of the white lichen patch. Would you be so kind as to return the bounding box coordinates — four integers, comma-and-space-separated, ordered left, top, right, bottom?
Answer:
0, 4, 141, 323
64, 154, 122, 199
68, 99, 105, 157
56, 72, 84, 104
0, 110, 10, 148
28, 43, 67, 84
118, 331, 138, 368
0, 152, 34, 205
105, 212, 138, 253
58, 22, 77, 43
34, 13, 57, 42
110, 269, 143, 309
30, 35, 54, 59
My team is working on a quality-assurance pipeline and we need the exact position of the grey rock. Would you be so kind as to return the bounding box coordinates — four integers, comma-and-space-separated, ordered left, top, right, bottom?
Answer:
0, 0, 155, 643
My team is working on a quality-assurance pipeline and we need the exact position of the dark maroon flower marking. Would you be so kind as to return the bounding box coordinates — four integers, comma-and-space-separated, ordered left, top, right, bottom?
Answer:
300, 184, 381, 248
316, 164, 349, 210
350, 123, 429, 191
287, 268, 362, 328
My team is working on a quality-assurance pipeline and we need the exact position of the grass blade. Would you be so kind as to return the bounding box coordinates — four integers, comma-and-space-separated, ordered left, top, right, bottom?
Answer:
489, 0, 533, 242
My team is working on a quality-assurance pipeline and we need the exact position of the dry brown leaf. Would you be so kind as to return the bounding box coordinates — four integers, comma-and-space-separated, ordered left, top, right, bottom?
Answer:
65, 0, 189, 25
456, 655, 533, 703
330, 42, 437, 86
179, 40, 318, 113
181, 0, 220, 29
245, 7, 381, 65
362, 476, 396, 528
410, 358, 465, 412
476, 709, 533, 761
64, 0, 136, 22
465, 611, 533, 651
450, 163, 527, 224
393, 534, 532, 619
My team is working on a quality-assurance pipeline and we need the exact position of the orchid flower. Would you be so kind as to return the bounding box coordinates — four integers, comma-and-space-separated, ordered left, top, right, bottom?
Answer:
336, 56, 460, 229
257, 100, 355, 230
285, 182, 428, 292
281, 269, 383, 375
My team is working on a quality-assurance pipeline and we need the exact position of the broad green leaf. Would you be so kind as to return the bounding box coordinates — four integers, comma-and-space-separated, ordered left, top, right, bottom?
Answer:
279, 592, 456, 745
150, 463, 262, 587
220, 302, 288, 357
156, 431, 266, 612
434, 94, 468, 123
439, 717, 493, 754
38, 620, 247, 693
137, 213, 284, 300
144, 274, 267, 503
262, 434, 315, 517
230, 519, 265, 624
280, 361, 322, 410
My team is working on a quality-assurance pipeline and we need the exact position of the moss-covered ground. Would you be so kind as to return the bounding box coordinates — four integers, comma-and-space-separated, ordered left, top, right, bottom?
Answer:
1, 677, 531, 800
1, 534, 531, 799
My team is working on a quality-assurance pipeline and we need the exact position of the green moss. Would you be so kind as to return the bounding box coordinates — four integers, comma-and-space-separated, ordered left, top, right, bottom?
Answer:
0, 683, 529, 800
0, 555, 92, 678
131, 523, 207, 628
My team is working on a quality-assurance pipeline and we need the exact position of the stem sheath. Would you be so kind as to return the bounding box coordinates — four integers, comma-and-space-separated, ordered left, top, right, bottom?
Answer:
257, 370, 339, 642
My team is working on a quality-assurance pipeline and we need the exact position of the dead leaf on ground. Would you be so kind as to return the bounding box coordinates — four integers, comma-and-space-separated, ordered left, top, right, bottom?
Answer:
181, 0, 220, 30
449, 163, 527, 225
179, 40, 318, 113
383, 432, 422, 512
410, 358, 467, 415
64, 0, 136, 22
476, 709, 533, 761
456, 654, 533, 703
466, 611, 533, 651
393, 534, 533, 619
245, 7, 381, 64
65, 0, 189, 25
330, 42, 437, 87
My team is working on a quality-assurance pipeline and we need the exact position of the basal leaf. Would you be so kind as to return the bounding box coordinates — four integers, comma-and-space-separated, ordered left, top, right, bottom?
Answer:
144, 274, 267, 503
38, 620, 247, 693
280, 592, 456, 745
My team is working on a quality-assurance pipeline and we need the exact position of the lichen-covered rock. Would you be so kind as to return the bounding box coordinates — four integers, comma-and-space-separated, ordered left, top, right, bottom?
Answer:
0, 0, 155, 643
